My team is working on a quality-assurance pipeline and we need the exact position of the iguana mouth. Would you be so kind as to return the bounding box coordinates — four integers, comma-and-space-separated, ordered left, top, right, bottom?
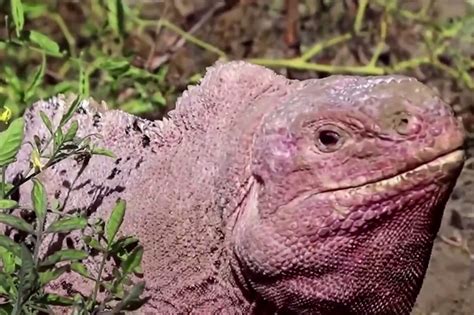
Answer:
272, 149, 465, 215
320, 148, 465, 197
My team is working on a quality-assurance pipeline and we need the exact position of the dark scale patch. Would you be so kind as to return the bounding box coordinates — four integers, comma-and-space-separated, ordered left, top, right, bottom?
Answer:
59, 169, 67, 176
92, 113, 101, 127
142, 135, 150, 147
135, 157, 144, 169
74, 179, 92, 190
107, 167, 121, 180
54, 190, 61, 199
65, 237, 75, 249
114, 158, 122, 165
77, 106, 87, 115
62, 180, 71, 188
115, 185, 125, 193
132, 119, 142, 132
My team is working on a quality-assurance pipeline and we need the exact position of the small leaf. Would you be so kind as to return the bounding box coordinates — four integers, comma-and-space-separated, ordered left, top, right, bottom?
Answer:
53, 127, 64, 150
28, 30, 62, 57
0, 213, 34, 234
39, 110, 54, 134
25, 53, 46, 102
45, 216, 87, 233
112, 281, 148, 312
0, 235, 22, 256
0, 199, 18, 209
30, 146, 43, 171
106, 199, 126, 246
16, 245, 39, 310
99, 58, 130, 76
70, 262, 90, 278
11, 0, 24, 37
110, 236, 139, 254
79, 63, 89, 98
91, 147, 116, 158
0, 247, 17, 273
22, 2, 48, 17
0, 107, 12, 123
40, 249, 88, 267
83, 235, 104, 252
32, 179, 47, 220
0, 117, 25, 167
121, 245, 143, 275
64, 121, 78, 142
40, 293, 75, 306
60, 95, 82, 127
107, 0, 125, 36
39, 265, 68, 285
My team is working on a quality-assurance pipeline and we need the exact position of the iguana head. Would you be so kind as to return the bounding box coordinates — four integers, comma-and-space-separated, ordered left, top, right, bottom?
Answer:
231, 75, 465, 313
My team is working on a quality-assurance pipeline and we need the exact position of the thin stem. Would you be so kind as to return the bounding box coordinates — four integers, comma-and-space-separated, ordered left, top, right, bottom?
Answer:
299, 33, 352, 62
90, 250, 108, 309
0, 166, 6, 199
368, 14, 388, 67
158, 20, 227, 59
248, 57, 385, 75
354, 0, 369, 34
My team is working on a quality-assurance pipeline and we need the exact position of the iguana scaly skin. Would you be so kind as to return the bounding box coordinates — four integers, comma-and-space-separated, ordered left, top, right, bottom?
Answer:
7, 61, 465, 314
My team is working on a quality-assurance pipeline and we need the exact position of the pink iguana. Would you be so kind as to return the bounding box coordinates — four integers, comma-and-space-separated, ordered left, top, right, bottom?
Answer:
7, 61, 465, 314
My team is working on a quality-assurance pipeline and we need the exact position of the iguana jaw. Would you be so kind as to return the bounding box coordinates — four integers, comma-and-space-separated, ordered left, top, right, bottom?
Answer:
318, 148, 464, 199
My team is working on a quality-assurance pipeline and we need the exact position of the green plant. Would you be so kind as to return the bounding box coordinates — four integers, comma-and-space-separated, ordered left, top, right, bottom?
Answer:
0, 100, 147, 314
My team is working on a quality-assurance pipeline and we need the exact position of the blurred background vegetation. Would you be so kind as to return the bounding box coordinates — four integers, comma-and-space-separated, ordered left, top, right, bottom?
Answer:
0, 0, 473, 133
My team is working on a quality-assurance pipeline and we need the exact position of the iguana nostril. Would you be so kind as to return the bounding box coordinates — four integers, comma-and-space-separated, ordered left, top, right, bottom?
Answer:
392, 112, 420, 135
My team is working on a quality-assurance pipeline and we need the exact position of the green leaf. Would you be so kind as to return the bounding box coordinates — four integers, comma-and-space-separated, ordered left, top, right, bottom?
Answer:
25, 53, 46, 102
0, 213, 34, 234
0, 117, 24, 167
28, 30, 62, 57
121, 245, 143, 275
45, 216, 87, 233
79, 62, 89, 98
22, 2, 48, 18
107, 0, 125, 36
64, 120, 78, 142
83, 235, 104, 252
106, 199, 126, 246
39, 265, 68, 285
39, 110, 54, 134
0, 303, 13, 315
112, 281, 148, 312
0, 199, 18, 209
40, 293, 75, 306
110, 236, 139, 254
70, 262, 90, 278
53, 127, 64, 150
99, 58, 130, 76
91, 147, 116, 158
15, 245, 39, 312
11, 0, 24, 37
32, 179, 47, 220
0, 247, 17, 273
60, 95, 82, 127
40, 249, 88, 267
0, 235, 22, 256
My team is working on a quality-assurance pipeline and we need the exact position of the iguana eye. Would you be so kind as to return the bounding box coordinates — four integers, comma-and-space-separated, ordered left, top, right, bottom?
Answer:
315, 125, 345, 152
